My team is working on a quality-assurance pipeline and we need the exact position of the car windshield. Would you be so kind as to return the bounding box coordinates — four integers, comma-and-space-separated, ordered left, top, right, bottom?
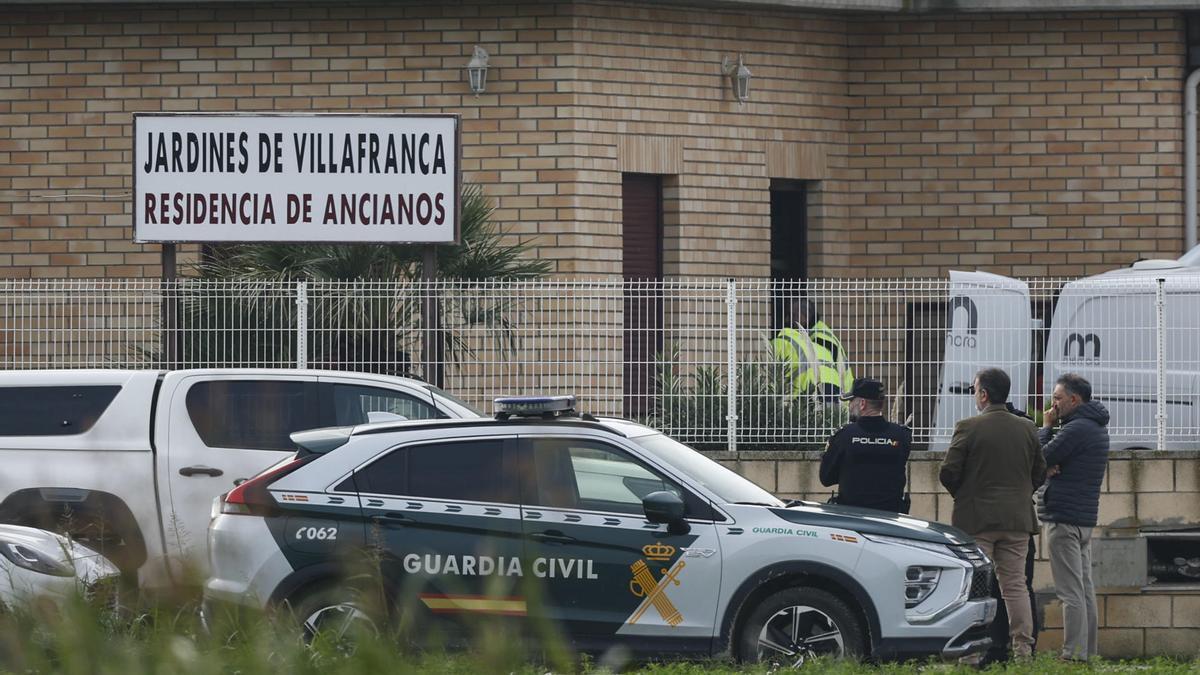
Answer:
422, 384, 484, 417
632, 433, 783, 507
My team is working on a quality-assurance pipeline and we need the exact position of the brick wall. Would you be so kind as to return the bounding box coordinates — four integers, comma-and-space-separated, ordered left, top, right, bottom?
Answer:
0, 1, 577, 278
823, 12, 1187, 278
713, 449, 1200, 658
0, 3, 1190, 280
0, 1, 847, 279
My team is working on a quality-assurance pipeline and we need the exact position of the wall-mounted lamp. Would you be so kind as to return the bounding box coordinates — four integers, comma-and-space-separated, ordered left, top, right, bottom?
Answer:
466, 45, 489, 97
721, 54, 752, 103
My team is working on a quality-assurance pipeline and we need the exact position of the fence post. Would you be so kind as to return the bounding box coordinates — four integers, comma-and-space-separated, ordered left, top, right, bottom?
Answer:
1155, 277, 1166, 451
726, 279, 738, 453
295, 280, 308, 369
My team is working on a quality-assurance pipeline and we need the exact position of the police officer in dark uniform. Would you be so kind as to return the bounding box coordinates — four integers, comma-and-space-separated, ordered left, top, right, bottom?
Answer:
819, 377, 912, 513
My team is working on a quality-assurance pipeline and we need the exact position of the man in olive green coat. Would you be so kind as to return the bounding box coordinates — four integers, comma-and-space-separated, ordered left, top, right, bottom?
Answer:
940, 367, 1046, 659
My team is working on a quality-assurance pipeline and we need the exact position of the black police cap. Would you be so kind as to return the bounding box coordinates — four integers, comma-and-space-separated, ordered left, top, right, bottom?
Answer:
840, 377, 886, 401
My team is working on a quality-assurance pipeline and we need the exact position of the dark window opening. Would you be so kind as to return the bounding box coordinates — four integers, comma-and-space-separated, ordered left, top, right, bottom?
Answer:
904, 302, 946, 444
353, 440, 513, 503
770, 180, 808, 331
622, 173, 664, 418
185, 380, 318, 451
1146, 535, 1200, 585
0, 385, 121, 436
1186, 13, 1200, 71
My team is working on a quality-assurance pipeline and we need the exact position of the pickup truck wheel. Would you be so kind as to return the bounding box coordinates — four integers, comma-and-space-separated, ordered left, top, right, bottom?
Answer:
737, 586, 864, 666
290, 585, 379, 653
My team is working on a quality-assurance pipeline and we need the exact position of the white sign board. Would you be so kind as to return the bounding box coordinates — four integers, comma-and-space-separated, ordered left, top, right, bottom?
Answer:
929, 271, 1033, 451
134, 113, 459, 243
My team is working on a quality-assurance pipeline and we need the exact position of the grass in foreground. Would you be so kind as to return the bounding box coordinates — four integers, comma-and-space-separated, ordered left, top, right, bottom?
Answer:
0, 591, 1195, 674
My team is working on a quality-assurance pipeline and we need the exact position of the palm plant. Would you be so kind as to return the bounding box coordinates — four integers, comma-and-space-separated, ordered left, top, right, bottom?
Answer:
153, 184, 550, 377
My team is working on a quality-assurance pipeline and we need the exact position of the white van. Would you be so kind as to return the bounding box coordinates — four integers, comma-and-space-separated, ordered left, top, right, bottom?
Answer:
932, 250, 1200, 451
1044, 256, 1200, 450
929, 271, 1033, 452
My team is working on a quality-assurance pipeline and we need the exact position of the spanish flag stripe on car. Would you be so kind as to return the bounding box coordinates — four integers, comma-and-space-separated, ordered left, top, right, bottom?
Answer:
418, 593, 528, 616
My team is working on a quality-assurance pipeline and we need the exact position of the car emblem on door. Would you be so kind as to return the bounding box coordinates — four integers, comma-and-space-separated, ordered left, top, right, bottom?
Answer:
628, 544, 685, 627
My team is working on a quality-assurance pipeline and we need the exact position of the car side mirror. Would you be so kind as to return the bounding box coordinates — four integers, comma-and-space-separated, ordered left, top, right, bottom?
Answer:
643, 491, 685, 525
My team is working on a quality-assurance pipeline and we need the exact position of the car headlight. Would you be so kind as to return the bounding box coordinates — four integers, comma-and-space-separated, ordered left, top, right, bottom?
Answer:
861, 532, 956, 559
904, 566, 941, 608
0, 541, 75, 577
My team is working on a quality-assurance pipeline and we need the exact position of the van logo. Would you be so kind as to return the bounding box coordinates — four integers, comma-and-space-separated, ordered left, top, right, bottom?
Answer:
1064, 333, 1101, 363
946, 295, 978, 349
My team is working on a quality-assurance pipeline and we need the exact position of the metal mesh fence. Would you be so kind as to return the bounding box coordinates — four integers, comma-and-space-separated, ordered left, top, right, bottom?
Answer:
2, 276, 1197, 451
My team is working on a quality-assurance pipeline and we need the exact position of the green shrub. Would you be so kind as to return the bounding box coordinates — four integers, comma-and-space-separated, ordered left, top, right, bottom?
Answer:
0, 590, 1195, 674
643, 342, 845, 451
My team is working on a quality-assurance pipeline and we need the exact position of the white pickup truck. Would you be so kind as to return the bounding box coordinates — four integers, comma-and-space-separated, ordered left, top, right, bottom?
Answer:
0, 369, 480, 587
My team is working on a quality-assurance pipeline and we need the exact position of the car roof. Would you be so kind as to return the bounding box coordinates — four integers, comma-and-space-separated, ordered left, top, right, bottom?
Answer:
0, 368, 431, 386
352, 415, 646, 438
291, 414, 661, 456
170, 367, 431, 385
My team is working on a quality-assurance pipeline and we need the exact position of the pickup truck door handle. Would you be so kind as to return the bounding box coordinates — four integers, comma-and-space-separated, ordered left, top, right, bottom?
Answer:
178, 465, 224, 478
529, 530, 576, 545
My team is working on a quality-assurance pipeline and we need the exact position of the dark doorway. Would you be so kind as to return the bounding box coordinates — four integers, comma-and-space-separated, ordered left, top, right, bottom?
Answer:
622, 174, 663, 418
770, 180, 808, 330
904, 301, 946, 445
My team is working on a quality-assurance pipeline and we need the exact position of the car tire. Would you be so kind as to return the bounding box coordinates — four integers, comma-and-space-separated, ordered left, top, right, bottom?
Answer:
736, 586, 865, 666
289, 583, 380, 651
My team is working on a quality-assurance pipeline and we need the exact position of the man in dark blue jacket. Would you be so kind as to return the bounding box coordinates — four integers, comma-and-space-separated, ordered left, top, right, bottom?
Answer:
819, 377, 911, 513
1039, 373, 1110, 662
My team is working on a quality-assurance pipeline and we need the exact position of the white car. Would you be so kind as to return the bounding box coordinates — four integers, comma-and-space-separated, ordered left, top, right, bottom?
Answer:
205, 396, 996, 664
0, 524, 120, 609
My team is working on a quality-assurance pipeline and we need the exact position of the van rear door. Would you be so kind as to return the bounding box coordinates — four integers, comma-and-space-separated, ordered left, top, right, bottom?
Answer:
930, 271, 1033, 451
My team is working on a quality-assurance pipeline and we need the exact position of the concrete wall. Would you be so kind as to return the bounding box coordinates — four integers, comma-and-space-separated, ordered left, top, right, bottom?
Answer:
708, 449, 1200, 658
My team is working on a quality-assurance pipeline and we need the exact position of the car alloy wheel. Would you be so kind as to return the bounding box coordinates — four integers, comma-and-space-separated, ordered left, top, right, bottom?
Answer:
737, 586, 864, 666
756, 603, 845, 667
292, 587, 381, 653
303, 602, 375, 641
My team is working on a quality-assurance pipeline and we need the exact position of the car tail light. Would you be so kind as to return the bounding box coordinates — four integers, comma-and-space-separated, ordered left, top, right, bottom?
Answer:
221, 455, 313, 516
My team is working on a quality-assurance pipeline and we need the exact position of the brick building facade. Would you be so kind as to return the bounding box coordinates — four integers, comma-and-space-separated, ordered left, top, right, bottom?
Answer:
0, 1, 1189, 280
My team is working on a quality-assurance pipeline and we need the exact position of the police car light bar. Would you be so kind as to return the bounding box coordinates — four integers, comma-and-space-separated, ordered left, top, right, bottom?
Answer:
494, 395, 577, 419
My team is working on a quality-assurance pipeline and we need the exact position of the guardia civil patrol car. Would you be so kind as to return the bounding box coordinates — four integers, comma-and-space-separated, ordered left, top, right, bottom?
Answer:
204, 396, 996, 664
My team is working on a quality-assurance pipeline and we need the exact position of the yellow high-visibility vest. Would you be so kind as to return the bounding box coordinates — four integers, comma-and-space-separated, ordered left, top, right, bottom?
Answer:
772, 322, 854, 397
810, 320, 855, 394
771, 327, 822, 396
